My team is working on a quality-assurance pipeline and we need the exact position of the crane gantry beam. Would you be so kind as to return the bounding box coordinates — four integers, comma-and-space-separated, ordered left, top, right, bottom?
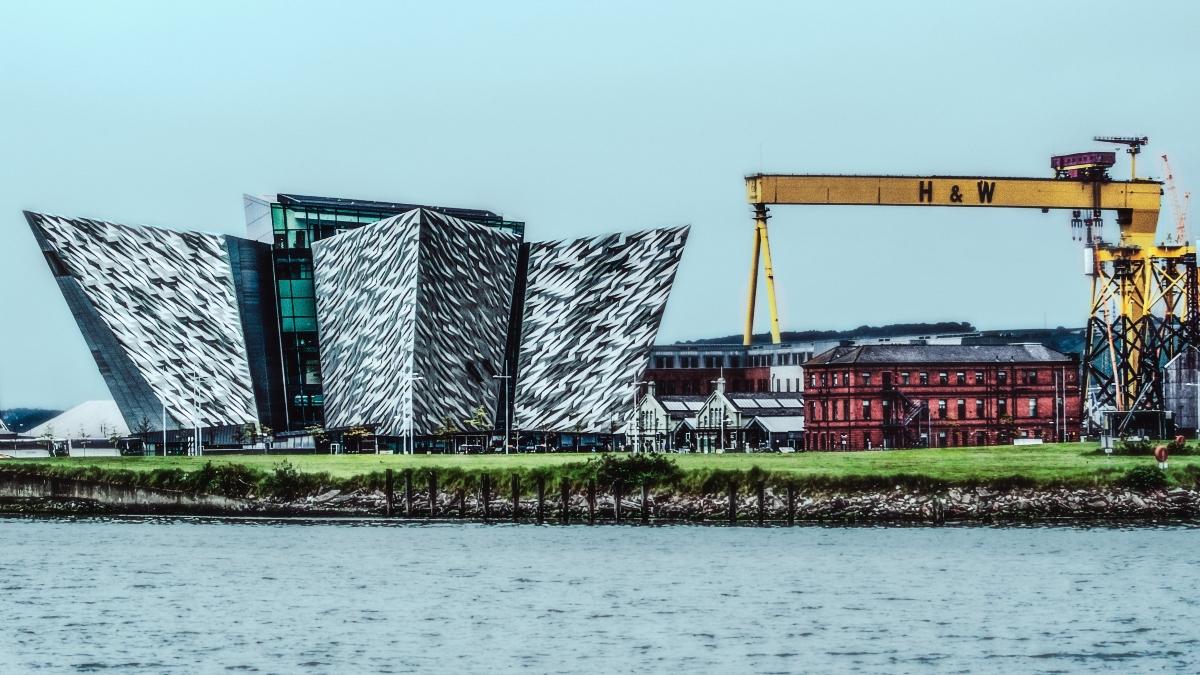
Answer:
743, 173, 1165, 346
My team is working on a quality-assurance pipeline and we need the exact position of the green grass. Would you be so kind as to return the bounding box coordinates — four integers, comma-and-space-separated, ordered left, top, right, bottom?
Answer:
8, 442, 1200, 493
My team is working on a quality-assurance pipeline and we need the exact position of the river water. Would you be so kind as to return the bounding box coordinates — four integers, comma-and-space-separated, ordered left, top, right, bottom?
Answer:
1, 517, 1197, 673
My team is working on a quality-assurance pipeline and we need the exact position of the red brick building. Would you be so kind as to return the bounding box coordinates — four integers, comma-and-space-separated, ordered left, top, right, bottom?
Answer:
804, 344, 1081, 450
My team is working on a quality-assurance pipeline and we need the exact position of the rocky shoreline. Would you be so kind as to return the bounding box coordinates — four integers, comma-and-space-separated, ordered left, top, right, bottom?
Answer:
4, 484, 1200, 523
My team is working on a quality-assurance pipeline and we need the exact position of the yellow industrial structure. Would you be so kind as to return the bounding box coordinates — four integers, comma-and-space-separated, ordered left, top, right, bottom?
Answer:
742, 144, 1196, 420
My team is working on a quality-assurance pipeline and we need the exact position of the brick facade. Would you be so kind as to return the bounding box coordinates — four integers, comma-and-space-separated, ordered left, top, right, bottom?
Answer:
804, 345, 1082, 450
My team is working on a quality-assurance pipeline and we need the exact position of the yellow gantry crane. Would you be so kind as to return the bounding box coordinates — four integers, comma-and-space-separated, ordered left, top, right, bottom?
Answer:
742, 146, 1196, 415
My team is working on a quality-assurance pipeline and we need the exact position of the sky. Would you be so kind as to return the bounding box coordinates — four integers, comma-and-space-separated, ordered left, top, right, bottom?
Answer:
1, 0, 1198, 409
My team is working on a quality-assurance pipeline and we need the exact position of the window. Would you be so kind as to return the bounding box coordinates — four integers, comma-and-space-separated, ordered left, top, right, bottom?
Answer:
861, 373, 872, 386
957, 399, 966, 418
843, 399, 850, 420
938, 372, 949, 385
901, 372, 910, 385
998, 398, 1008, 417
881, 399, 890, 420
810, 402, 817, 420
1025, 370, 1039, 385
937, 400, 947, 418
956, 372, 966, 385
810, 374, 817, 388
821, 401, 828, 419
821, 373, 828, 386
862, 400, 872, 420
1027, 398, 1037, 417
833, 401, 839, 420
997, 370, 1008, 385
919, 372, 929, 385
975, 371, 985, 385
975, 399, 985, 418
832, 373, 840, 386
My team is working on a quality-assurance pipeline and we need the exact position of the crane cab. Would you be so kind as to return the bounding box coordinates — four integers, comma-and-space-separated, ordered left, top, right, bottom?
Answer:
1051, 151, 1116, 179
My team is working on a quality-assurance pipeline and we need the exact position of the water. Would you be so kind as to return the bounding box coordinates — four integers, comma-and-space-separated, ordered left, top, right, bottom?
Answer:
2, 518, 1198, 674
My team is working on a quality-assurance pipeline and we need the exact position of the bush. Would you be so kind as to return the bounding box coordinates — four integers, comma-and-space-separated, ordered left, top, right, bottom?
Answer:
258, 460, 326, 502
586, 453, 682, 488
1119, 465, 1168, 491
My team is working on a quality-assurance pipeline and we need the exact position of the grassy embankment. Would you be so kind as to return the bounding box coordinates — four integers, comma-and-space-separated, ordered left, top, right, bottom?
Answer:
4, 443, 1200, 500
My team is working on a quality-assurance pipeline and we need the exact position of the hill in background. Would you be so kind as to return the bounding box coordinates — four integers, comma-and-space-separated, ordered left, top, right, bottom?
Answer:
1, 408, 63, 434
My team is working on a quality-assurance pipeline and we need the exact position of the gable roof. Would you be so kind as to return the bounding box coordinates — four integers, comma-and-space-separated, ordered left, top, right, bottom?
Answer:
806, 343, 1072, 366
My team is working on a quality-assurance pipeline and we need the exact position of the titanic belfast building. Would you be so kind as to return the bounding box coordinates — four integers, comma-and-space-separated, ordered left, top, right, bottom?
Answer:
25, 194, 688, 443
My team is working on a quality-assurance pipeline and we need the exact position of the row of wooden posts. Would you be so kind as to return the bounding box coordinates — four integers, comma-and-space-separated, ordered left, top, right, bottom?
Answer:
381, 468, 799, 525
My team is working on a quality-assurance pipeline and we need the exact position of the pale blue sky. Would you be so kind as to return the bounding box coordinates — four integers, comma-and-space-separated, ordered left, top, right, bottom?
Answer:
2, 1, 1198, 408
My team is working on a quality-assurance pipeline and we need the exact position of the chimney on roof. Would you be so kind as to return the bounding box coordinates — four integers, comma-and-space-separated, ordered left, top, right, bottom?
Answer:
647, 381, 656, 398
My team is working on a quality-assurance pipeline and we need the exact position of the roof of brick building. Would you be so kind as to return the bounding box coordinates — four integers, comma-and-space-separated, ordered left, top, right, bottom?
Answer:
805, 343, 1072, 367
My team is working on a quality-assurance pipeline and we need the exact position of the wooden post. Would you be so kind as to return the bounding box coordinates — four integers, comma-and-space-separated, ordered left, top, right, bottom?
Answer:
786, 483, 796, 526
511, 474, 520, 522
404, 470, 414, 517
641, 480, 650, 525
587, 479, 596, 525
613, 480, 623, 523
384, 468, 394, 517
428, 471, 437, 518
756, 480, 765, 527
727, 480, 737, 525
456, 488, 466, 519
536, 475, 546, 525
560, 477, 570, 524
482, 474, 491, 523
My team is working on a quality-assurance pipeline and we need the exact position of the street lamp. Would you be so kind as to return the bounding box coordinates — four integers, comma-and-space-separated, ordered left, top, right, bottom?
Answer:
631, 379, 647, 453
396, 372, 425, 455
185, 370, 211, 457
493, 370, 512, 454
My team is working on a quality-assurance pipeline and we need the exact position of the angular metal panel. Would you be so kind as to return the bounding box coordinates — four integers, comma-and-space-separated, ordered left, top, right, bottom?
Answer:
25, 212, 261, 430
514, 226, 690, 432
313, 209, 519, 436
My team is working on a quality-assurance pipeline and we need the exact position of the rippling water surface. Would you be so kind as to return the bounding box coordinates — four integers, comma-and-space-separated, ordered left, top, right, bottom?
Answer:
2, 517, 1198, 673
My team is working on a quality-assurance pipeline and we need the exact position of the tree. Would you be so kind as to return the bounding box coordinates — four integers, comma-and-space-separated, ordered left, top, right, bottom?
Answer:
463, 405, 490, 431
134, 416, 153, 436
344, 425, 371, 453
305, 425, 328, 452
39, 425, 55, 453
434, 416, 460, 451
236, 423, 256, 445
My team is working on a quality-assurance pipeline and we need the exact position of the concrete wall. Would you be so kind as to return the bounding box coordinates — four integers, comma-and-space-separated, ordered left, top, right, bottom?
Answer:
0, 474, 250, 512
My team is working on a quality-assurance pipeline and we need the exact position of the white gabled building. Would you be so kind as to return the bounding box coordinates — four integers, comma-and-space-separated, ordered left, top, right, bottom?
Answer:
631, 376, 805, 453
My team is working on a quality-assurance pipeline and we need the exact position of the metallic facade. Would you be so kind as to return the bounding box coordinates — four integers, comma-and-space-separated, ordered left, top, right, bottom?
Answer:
248, 192, 525, 430
313, 209, 519, 436
513, 226, 690, 432
25, 212, 261, 431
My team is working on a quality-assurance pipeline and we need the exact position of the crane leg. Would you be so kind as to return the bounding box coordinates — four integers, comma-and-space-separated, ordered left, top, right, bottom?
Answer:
743, 214, 762, 346
756, 205, 782, 344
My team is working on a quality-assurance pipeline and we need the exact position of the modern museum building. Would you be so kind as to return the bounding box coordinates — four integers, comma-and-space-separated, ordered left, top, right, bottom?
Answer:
25, 194, 688, 451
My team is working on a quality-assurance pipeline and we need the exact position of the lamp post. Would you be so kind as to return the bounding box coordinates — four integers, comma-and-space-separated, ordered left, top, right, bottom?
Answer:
186, 370, 211, 457
493, 370, 512, 454
397, 372, 425, 455
631, 379, 647, 453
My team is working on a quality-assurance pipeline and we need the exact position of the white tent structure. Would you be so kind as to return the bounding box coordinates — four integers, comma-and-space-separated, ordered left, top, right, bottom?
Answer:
25, 400, 129, 439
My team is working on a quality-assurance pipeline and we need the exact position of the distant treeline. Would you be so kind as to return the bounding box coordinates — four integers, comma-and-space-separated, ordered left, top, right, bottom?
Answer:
1, 408, 62, 433
685, 322, 978, 345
